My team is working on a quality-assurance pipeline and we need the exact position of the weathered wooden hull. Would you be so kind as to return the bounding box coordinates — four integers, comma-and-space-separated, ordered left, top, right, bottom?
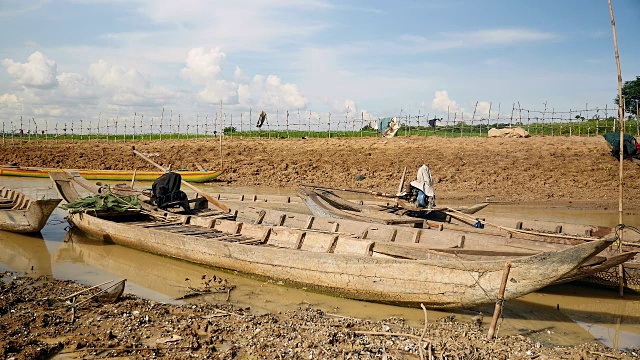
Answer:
1, 165, 222, 183
67, 211, 610, 308
0, 186, 61, 233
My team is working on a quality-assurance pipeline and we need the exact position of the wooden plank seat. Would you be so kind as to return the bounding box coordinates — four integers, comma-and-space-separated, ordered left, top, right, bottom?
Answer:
300, 232, 338, 253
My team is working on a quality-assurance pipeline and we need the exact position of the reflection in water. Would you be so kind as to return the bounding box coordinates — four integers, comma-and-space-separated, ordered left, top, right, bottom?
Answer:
55, 229, 441, 320
0, 178, 638, 350
0, 231, 52, 276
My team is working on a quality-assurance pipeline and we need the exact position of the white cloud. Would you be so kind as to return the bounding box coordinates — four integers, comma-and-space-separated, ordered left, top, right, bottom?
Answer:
0, 93, 18, 104
57, 72, 97, 99
180, 47, 227, 85
352, 28, 557, 55
234, 66, 247, 82
454, 28, 555, 46
237, 75, 308, 110
0, 0, 49, 17
198, 80, 239, 104
2, 51, 59, 88
89, 60, 149, 90
431, 90, 460, 113
87, 59, 174, 107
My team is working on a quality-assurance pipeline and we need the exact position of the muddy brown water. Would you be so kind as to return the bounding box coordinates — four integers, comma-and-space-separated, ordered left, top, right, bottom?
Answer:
0, 178, 639, 351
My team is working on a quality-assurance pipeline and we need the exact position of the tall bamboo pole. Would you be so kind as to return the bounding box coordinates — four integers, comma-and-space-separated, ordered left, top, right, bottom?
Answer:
219, 100, 223, 170
608, 0, 625, 297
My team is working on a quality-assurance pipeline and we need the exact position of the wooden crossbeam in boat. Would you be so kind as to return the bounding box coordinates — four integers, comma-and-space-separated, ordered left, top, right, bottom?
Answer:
137, 221, 185, 228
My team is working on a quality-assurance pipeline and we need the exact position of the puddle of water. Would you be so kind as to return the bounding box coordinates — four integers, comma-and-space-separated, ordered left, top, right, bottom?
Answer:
1, 177, 639, 350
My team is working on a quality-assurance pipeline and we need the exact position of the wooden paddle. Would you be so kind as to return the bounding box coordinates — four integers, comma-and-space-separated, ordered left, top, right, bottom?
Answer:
301, 184, 400, 198
132, 147, 230, 212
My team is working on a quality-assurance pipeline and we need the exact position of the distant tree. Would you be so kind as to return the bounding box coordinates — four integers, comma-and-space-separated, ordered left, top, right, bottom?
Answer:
361, 124, 375, 131
615, 75, 640, 116
223, 126, 237, 134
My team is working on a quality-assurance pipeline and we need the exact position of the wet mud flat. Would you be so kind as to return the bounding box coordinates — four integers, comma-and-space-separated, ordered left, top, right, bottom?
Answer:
1, 276, 638, 360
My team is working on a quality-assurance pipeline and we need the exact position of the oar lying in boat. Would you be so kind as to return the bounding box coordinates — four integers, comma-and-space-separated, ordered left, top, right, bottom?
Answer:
132, 146, 230, 212
301, 184, 401, 199
444, 207, 640, 247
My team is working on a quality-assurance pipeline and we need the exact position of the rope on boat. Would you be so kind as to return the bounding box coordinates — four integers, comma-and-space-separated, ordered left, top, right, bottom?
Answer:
613, 224, 640, 249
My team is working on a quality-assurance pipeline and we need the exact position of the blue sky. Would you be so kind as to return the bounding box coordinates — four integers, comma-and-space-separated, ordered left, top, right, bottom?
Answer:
0, 0, 638, 128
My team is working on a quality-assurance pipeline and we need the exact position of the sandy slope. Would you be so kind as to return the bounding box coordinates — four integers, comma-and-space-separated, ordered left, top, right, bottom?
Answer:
1, 136, 639, 206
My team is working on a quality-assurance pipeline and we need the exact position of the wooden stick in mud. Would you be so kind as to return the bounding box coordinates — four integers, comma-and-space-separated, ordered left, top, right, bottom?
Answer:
397, 166, 407, 196
62, 280, 113, 300
488, 261, 511, 340
130, 168, 137, 189
132, 147, 230, 212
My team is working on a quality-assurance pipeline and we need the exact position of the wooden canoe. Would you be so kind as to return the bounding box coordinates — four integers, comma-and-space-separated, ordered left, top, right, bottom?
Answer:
298, 187, 488, 223
66, 210, 611, 308
296, 187, 636, 241
0, 186, 61, 233
0, 164, 222, 183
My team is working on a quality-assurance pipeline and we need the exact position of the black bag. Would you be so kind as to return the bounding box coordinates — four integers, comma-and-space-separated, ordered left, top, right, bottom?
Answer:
151, 172, 191, 213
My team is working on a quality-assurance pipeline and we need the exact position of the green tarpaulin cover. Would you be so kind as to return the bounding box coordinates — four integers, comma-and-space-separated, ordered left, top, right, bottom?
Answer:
603, 132, 638, 157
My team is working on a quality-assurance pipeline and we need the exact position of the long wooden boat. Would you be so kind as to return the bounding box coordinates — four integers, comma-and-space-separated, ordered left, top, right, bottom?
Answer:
0, 164, 222, 183
297, 187, 639, 242
51, 174, 612, 308
66, 211, 611, 308
0, 186, 61, 233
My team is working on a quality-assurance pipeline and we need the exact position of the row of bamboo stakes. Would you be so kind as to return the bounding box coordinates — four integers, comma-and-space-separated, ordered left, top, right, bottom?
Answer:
3, 102, 638, 144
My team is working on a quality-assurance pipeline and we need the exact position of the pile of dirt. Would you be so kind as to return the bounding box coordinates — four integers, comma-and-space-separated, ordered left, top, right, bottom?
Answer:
1, 276, 637, 359
1, 136, 639, 206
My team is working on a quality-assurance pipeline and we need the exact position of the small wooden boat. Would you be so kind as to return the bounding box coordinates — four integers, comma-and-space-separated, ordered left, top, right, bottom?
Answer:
0, 186, 61, 233
51, 174, 612, 309
0, 164, 222, 183
298, 188, 484, 225
297, 187, 636, 241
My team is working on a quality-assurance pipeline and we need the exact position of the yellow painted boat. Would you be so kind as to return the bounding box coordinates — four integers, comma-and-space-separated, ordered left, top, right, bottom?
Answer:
0, 165, 223, 183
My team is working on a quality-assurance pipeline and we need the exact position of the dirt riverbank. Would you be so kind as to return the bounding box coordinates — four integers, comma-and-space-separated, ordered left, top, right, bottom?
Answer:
1, 136, 639, 207
1, 276, 638, 359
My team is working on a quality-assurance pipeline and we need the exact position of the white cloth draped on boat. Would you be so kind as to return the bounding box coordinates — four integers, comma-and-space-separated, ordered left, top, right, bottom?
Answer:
410, 164, 435, 197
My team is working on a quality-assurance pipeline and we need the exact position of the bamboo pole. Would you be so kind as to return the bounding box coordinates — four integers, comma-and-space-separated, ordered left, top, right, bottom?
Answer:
636, 100, 640, 135
219, 101, 223, 171
487, 261, 511, 340
608, 0, 625, 297
132, 147, 229, 212
130, 169, 137, 189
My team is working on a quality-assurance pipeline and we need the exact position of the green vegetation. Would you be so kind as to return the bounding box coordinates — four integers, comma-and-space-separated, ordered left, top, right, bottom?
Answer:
616, 76, 640, 117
